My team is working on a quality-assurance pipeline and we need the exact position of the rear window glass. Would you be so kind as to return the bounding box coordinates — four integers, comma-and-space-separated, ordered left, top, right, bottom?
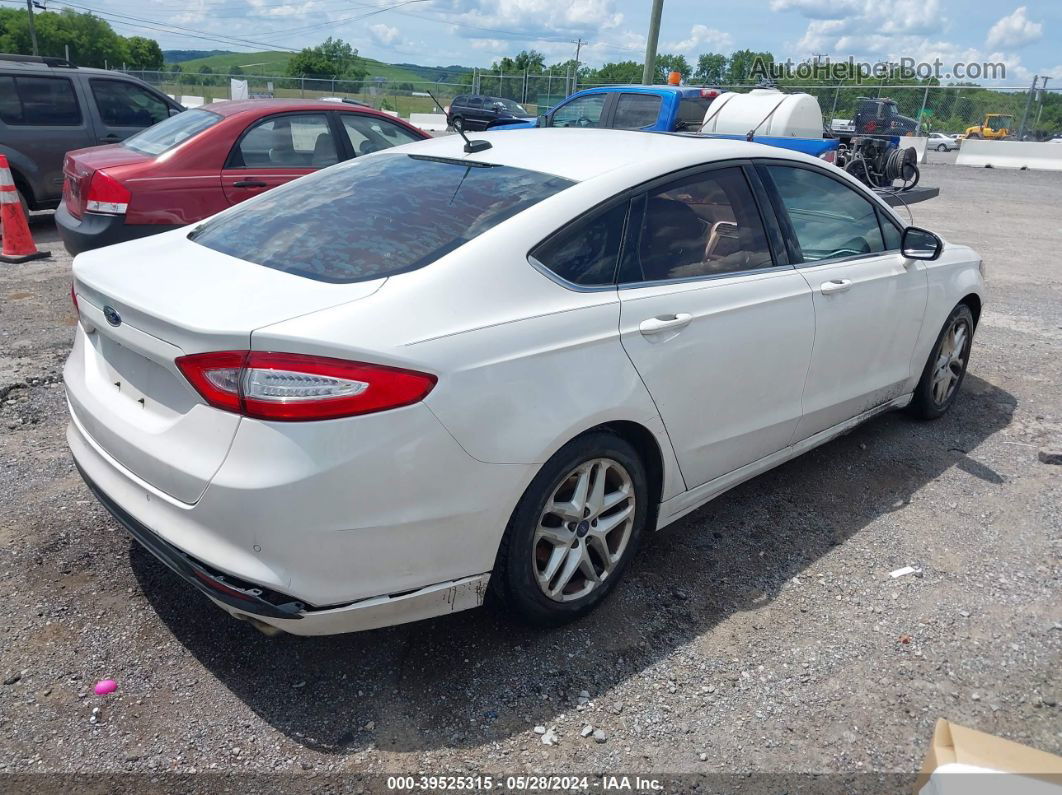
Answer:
189, 154, 573, 283
123, 109, 221, 155
677, 97, 711, 130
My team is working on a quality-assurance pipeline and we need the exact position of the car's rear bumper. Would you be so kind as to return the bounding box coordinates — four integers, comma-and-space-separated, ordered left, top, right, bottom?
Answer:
66, 379, 531, 633
56, 203, 178, 255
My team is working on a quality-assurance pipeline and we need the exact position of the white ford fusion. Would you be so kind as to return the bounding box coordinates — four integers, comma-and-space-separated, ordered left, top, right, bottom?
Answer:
66, 129, 984, 636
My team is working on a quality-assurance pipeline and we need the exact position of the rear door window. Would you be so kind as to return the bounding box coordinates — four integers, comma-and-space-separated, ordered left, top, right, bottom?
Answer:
89, 79, 169, 127
191, 154, 573, 283
612, 94, 662, 129
341, 114, 422, 156
0, 75, 81, 125
231, 113, 337, 168
531, 202, 629, 286
623, 166, 774, 282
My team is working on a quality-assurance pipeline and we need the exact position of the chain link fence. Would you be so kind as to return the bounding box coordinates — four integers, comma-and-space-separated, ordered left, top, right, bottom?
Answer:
122, 69, 1062, 140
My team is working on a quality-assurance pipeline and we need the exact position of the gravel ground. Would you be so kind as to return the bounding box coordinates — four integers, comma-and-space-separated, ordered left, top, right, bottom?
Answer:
0, 160, 1059, 792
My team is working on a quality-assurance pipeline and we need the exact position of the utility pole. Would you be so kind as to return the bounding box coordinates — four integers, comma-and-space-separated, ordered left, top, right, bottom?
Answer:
641, 0, 664, 85
1034, 76, 1052, 133
26, 0, 39, 56
572, 38, 585, 92
1017, 74, 1038, 140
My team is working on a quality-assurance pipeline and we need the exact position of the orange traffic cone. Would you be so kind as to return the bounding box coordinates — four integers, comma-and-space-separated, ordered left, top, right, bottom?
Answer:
0, 154, 49, 263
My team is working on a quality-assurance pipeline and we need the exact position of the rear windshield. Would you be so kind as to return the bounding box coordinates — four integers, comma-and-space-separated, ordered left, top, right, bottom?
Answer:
123, 109, 221, 156
189, 153, 573, 283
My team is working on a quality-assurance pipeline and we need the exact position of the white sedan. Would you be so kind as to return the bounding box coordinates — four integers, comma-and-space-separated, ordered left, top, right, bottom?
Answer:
928, 132, 960, 151
66, 129, 985, 636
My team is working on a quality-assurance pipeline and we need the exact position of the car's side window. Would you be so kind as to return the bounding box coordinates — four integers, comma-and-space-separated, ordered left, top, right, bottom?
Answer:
0, 75, 81, 125
879, 209, 903, 250
531, 201, 629, 287
612, 94, 661, 129
552, 95, 606, 128
622, 166, 774, 283
232, 113, 336, 168
342, 114, 421, 157
765, 165, 885, 262
89, 79, 168, 127
468, 97, 483, 108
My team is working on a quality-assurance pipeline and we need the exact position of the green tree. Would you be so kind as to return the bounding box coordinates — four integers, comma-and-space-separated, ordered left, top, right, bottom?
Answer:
126, 36, 163, 70
513, 49, 545, 73
694, 52, 727, 84
286, 37, 367, 82
228, 64, 244, 76
591, 60, 642, 84
0, 7, 129, 68
654, 53, 691, 82
727, 49, 773, 84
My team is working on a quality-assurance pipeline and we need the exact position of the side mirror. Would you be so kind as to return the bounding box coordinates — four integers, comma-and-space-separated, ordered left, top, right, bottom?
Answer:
901, 226, 943, 260
169, 107, 183, 117
537, 114, 548, 128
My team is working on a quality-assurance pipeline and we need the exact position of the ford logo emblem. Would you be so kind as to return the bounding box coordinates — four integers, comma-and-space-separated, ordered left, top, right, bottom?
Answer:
103, 305, 122, 327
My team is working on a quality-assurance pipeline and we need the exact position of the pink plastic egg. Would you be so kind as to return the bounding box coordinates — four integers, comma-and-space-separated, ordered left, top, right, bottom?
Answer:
94, 679, 117, 695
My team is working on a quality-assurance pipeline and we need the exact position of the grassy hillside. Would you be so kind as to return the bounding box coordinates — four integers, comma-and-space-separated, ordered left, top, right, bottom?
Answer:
168, 50, 442, 83
171, 51, 292, 74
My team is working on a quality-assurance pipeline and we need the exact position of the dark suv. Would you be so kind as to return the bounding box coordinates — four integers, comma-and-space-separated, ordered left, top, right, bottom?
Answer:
0, 54, 182, 211
447, 94, 534, 131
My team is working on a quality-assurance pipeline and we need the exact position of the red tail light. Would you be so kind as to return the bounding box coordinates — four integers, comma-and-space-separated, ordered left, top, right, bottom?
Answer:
70, 283, 79, 318
85, 170, 131, 214
819, 150, 837, 164
175, 351, 437, 421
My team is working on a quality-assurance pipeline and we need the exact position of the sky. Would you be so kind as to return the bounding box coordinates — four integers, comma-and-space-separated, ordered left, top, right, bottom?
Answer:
87, 0, 1060, 84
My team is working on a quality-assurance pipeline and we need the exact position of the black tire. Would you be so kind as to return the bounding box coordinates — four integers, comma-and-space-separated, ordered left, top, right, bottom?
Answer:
489, 431, 649, 626
936, 144, 948, 152
448, 115, 463, 132
907, 304, 975, 420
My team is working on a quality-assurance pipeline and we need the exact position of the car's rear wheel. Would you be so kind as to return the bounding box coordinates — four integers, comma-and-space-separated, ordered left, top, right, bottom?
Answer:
908, 304, 974, 420
490, 432, 648, 626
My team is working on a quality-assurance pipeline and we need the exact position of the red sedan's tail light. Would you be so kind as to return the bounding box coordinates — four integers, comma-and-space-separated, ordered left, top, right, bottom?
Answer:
175, 351, 437, 421
85, 170, 131, 215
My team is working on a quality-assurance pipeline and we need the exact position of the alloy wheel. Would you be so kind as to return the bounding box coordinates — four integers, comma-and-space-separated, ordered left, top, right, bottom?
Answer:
931, 317, 970, 406
532, 458, 635, 602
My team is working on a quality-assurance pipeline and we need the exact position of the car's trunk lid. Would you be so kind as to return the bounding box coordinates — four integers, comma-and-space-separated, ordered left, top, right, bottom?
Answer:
69, 230, 385, 503
62, 144, 150, 219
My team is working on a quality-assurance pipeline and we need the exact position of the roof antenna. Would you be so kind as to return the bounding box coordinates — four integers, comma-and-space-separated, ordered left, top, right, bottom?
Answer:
426, 89, 491, 153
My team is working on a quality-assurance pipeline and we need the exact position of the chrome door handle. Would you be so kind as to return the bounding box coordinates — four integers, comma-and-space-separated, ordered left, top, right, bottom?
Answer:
639, 313, 693, 335
820, 279, 853, 295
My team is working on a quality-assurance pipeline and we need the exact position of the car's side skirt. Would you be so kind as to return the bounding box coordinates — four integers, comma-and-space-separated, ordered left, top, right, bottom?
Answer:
655, 394, 913, 530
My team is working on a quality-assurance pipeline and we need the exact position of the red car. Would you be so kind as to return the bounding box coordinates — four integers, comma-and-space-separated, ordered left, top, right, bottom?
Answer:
57, 99, 429, 254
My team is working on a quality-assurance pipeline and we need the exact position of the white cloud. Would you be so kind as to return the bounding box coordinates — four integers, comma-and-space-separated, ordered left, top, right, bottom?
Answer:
427, 0, 623, 42
667, 24, 732, 56
769, 0, 864, 19
369, 23, 401, 46
986, 6, 1043, 49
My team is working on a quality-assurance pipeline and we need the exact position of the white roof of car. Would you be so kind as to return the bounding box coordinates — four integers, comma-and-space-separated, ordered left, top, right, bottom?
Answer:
400, 128, 811, 183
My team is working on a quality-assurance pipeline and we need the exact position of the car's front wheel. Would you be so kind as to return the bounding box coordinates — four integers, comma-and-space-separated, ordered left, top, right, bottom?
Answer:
937, 144, 948, 151
490, 432, 648, 626
908, 304, 975, 420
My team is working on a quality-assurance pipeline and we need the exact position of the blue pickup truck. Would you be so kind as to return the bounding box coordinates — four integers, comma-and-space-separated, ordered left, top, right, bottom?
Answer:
492, 84, 839, 160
